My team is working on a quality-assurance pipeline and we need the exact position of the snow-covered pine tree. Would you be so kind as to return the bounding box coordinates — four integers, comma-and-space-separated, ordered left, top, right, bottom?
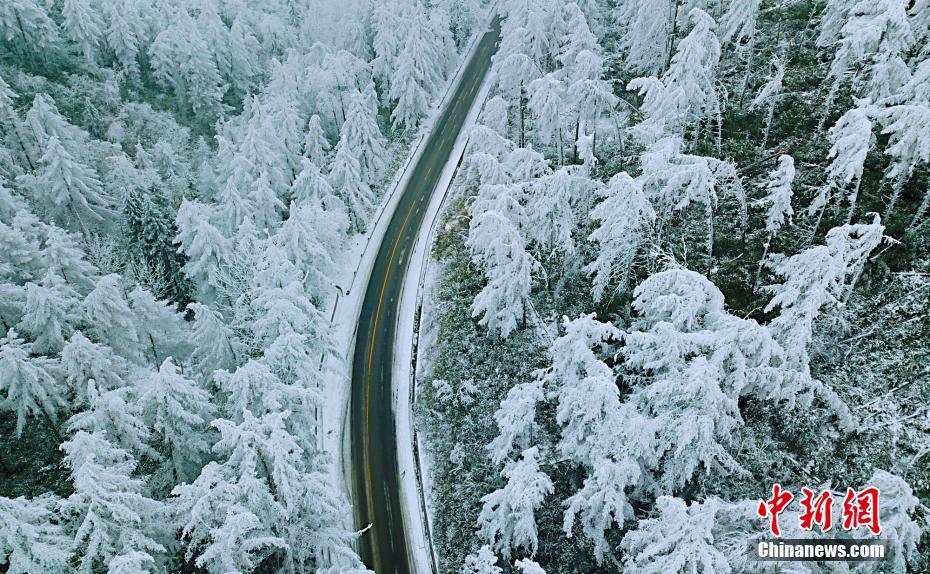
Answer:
477, 447, 553, 559
31, 136, 112, 230
749, 55, 785, 150
303, 115, 330, 167
61, 0, 104, 63
622, 3, 669, 75
41, 225, 98, 291
247, 170, 286, 233
82, 274, 141, 361
487, 380, 544, 466
824, 0, 913, 106
757, 154, 795, 266
148, 6, 227, 123
276, 200, 346, 299
60, 430, 164, 574
0, 330, 64, 437
621, 496, 730, 574
527, 74, 564, 154
0, 495, 71, 574
719, 0, 761, 47
586, 172, 656, 301
328, 144, 374, 233
175, 200, 230, 293
466, 183, 540, 338
19, 271, 79, 355
138, 358, 214, 482
812, 106, 874, 223
0, 0, 60, 57
126, 286, 190, 364
66, 379, 156, 461
462, 545, 503, 574
339, 90, 388, 184
627, 8, 722, 142
764, 215, 886, 373
390, 40, 432, 130
61, 331, 129, 403
525, 167, 591, 264
291, 158, 338, 207
187, 303, 238, 377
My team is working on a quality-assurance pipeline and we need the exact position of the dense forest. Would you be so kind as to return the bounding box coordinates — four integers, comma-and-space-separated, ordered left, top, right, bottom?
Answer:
418, 1, 930, 573
0, 0, 485, 572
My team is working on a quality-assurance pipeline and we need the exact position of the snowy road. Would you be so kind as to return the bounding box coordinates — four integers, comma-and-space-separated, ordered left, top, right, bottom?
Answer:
349, 19, 501, 574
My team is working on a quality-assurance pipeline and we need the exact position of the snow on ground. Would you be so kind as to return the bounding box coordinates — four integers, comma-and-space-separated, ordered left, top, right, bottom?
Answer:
315, 12, 497, 567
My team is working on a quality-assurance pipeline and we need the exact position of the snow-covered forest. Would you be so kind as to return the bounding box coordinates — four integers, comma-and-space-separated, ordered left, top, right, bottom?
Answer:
419, 0, 930, 573
0, 0, 485, 572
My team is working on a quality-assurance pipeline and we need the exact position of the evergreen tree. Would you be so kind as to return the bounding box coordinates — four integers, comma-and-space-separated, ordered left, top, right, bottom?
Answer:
514, 559, 546, 574
0, 0, 59, 57
477, 447, 553, 559
586, 172, 656, 301
0, 330, 64, 437
764, 216, 886, 384
82, 274, 141, 361
61, 331, 130, 403
41, 225, 98, 291
621, 496, 730, 574
462, 545, 503, 574
187, 303, 238, 377
627, 9, 722, 142
487, 380, 544, 466
390, 42, 432, 130
0, 215, 44, 284
61, 0, 104, 63
67, 379, 155, 461
119, 166, 189, 303
527, 74, 565, 151
619, 0, 670, 75
0, 495, 71, 574
149, 7, 228, 123
719, 0, 761, 46
175, 200, 230, 292
101, 0, 144, 77
338, 90, 388, 184
60, 431, 164, 574
138, 358, 214, 482
813, 106, 874, 222
757, 155, 795, 264
19, 271, 79, 355
303, 115, 330, 166
290, 158, 338, 206
466, 183, 540, 338
328, 145, 374, 233
32, 136, 112, 230
126, 287, 190, 364
276, 200, 346, 298
247, 170, 286, 232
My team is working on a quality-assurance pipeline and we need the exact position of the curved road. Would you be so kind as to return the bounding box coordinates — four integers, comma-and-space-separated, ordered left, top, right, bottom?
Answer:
350, 20, 501, 574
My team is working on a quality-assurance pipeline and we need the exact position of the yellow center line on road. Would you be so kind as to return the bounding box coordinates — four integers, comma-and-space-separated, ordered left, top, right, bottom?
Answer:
356, 22, 499, 568
363, 190, 421, 570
